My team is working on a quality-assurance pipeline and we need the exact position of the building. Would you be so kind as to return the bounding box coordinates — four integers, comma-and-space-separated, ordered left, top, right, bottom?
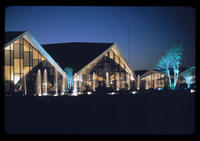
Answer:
42, 42, 136, 95
4, 31, 66, 96
135, 69, 168, 90
4, 31, 136, 96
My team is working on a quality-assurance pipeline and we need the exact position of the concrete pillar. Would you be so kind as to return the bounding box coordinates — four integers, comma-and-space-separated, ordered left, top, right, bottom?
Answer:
72, 73, 78, 96
145, 77, 148, 90
154, 74, 157, 89
137, 75, 140, 90
127, 73, 130, 90
106, 71, 110, 87
42, 69, 48, 96
54, 68, 58, 96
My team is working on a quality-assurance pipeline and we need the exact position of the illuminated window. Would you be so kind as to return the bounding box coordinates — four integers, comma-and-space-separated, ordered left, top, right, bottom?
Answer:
14, 43, 20, 58
24, 52, 30, 66
38, 53, 42, 63
115, 55, 119, 64
30, 53, 33, 66
24, 39, 29, 52
5, 45, 10, 50
20, 59, 23, 73
10, 51, 13, 65
33, 48, 38, 59
5, 50, 10, 65
110, 50, 113, 59
10, 44, 13, 50
4, 66, 10, 80
14, 39, 20, 44
10, 66, 14, 80
120, 61, 124, 69
33, 59, 38, 67
14, 59, 20, 73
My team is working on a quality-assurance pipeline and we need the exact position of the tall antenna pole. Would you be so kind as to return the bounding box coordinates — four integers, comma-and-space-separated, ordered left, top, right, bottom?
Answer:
128, 25, 130, 64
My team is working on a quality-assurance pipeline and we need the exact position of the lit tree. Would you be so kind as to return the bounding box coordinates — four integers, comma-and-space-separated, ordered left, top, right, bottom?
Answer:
156, 55, 173, 88
183, 66, 195, 88
167, 43, 183, 89
156, 42, 183, 89
64, 67, 73, 90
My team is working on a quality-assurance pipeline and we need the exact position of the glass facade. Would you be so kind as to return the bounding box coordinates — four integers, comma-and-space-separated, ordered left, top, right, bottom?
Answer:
4, 37, 47, 94
141, 72, 165, 89
76, 48, 134, 91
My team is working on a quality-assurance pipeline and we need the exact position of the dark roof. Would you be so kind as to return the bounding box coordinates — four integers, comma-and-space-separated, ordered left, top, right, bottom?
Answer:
42, 42, 114, 73
134, 70, 149, 76
5, 31, 25, 44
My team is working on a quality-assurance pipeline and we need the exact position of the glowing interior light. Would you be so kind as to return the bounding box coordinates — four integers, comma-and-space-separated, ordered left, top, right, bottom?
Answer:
158, 88, 163, 91
61, 93, 64, 95
38, 93, 42, 96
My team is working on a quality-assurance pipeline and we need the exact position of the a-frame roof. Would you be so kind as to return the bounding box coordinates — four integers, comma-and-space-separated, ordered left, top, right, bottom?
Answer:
4, 31, 66, 77
42, 42, 114, 73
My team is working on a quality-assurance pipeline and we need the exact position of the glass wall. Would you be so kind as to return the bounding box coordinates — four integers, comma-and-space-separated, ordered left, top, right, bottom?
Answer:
4, 37, 47, 94
77, 48, 134, 91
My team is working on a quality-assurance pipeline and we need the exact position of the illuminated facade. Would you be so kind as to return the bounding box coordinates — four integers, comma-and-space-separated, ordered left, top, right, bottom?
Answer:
135, 70, 168, 90
42, 43, 136, 94
4, 31, 66, 95
4, 31, 136, 96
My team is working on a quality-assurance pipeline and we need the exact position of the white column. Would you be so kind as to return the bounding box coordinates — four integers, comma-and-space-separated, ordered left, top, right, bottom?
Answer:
42, 69, 48, 96
36, 69, 42, 96
72, 73, 78, 96
126, 74, 130, 90
145, 77, 148, 90
116, 72, 120, 91
137, 75, 140, 90
106, 71, 110, 87
154, 74, 157, 89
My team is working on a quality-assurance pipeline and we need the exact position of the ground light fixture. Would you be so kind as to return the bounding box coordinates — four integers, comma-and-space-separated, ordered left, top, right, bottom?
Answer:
190, 89, 195, 93
87, 91, 92, 95
131, 91, 137, 94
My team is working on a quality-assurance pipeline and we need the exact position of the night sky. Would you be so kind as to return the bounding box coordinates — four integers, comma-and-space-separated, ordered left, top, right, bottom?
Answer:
5, 6, 195, 70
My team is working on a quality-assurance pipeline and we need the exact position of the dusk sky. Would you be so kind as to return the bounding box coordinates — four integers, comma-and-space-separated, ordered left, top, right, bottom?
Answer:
5, 6, 195, 70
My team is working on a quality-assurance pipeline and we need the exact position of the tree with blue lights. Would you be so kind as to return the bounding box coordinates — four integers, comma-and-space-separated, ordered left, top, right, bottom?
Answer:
64, 67, 73, 90
156, 43, 183, 89
183, 66, 195, 88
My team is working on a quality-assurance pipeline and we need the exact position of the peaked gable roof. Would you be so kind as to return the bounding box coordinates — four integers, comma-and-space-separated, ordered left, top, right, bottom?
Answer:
42, 42, 114, 73
4, 31, 66, 77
